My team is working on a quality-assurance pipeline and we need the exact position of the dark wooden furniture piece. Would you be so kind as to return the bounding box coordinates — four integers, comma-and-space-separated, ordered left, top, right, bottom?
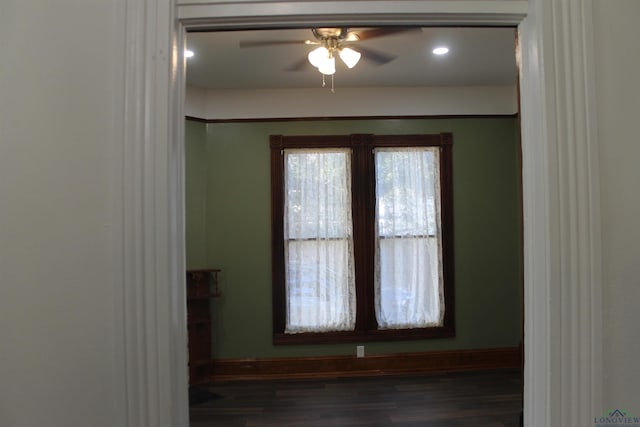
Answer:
186, 269, 221, 385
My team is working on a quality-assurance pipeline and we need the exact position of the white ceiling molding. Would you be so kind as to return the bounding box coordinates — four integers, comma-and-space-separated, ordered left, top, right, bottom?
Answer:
185, 84, 518, 120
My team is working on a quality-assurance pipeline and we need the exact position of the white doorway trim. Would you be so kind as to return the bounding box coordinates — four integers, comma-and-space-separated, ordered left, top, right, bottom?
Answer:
120, 1, 602, 426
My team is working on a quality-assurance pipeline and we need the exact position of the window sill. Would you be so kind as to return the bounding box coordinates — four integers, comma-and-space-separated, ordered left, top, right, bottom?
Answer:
273, 325, 455, 345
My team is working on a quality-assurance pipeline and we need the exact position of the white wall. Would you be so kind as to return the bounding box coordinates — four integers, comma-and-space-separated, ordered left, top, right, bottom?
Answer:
593, 0, 640, 408
185, 84, 518, 120
0, 1, 126, 426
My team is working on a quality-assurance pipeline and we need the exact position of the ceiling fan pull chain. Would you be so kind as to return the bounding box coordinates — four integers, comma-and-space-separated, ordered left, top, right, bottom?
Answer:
322, 73, 326, 88
331, 74, 335, 93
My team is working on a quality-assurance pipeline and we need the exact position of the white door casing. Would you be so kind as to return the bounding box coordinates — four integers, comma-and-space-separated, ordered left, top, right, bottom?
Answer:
120, 1, 602, 426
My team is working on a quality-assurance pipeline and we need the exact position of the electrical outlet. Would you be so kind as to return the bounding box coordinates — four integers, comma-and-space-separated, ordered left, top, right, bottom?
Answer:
356, 345, 365, 358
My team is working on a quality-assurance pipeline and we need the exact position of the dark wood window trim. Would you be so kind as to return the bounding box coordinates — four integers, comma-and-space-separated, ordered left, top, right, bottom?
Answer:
270, 133, 454, 345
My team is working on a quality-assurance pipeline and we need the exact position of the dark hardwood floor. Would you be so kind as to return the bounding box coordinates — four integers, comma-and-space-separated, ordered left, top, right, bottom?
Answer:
189, 369, 522, 427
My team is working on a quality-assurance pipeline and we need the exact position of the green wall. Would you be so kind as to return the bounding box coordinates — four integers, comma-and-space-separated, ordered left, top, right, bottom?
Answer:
185, 120, 208, 269
185, 117, 523, 359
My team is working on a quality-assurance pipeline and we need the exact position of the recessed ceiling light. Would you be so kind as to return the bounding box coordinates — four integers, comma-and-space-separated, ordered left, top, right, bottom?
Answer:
432, 47, 449, 55
185, 49, 195, 58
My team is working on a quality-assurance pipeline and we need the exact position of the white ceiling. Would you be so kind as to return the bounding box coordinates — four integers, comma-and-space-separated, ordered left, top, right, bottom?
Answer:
185, 27, 518, 90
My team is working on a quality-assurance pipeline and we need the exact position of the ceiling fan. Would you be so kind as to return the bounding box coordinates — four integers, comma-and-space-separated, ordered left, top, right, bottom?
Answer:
239, 27, 421, 90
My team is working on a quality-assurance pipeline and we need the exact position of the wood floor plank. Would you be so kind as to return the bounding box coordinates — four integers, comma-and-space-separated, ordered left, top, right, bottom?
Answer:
190, 369, 522, 427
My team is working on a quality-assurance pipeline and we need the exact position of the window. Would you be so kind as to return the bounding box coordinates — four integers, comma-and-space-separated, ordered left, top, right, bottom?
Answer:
271, 134, 454, 344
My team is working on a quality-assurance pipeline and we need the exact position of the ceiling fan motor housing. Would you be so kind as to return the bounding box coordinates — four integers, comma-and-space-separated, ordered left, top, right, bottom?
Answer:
312, 27, 351, 40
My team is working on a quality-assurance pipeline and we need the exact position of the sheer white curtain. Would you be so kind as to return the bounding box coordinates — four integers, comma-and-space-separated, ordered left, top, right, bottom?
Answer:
374, 147, 444, 329
284, 149, 356, 333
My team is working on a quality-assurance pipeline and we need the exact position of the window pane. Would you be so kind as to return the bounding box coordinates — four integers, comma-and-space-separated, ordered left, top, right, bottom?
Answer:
377, 237, 441, 327
286, 240, 354, 332
376, 149, 438, 237
284, 149, 355, 333
374, 148, 444, 329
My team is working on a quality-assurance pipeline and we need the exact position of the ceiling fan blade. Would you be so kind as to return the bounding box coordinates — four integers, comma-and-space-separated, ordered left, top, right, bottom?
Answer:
357, 46, 397, 65
351, 27, 422, 42
239, 40, 306, 48
284, 57, 311, 72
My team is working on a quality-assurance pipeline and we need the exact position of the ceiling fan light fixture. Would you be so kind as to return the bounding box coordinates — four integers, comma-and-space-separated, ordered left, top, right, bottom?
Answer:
308, 46, 329, 68
318, 56, 336, 75
339, 47, 361, 68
